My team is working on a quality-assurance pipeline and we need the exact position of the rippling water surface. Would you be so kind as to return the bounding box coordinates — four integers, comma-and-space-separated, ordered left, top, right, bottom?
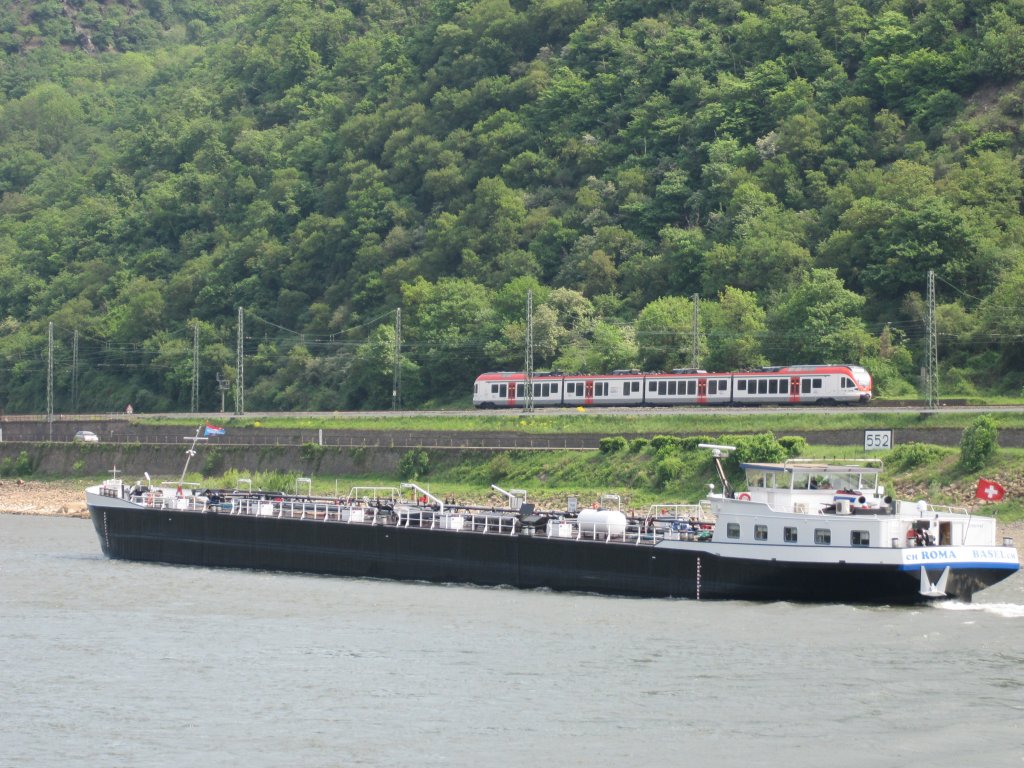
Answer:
2, 515, 1022, 768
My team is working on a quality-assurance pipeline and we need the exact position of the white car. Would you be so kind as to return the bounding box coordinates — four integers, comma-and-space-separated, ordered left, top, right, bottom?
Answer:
73, 430, 99, 443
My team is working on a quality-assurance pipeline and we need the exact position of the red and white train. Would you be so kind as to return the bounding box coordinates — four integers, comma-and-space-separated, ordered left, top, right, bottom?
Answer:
473, 365, 873, 408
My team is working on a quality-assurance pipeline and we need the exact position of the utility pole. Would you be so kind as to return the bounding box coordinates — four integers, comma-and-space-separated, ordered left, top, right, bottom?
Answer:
47, 321, 53, 440
191, 322, 199, 413
392, 307, 402, 410
925, 270, 938, 409
71, 329, 79, 412
524, 289, 534, 413
216, 372, 230, 413
690, 293, 700, 369
235, 306, 245, 415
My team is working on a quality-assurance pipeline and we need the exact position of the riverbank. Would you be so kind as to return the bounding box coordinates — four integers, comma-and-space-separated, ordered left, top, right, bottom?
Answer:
4, 479, 1023, 562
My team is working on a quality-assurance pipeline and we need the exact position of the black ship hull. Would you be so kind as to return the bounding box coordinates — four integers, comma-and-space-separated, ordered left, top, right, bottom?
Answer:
87, 502, 1014, 605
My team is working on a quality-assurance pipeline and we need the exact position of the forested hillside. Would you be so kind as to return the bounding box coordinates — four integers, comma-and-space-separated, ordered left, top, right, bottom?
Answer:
0, 0, 1022, 412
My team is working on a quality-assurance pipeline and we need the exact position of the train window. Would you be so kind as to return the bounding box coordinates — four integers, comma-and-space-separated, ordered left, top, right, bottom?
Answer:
801, 378, 811, 394
842, 377, 854, 388
758, 379, 767, 394
491, 384, 499, 394
769, 379, 778, 394
737, 380, 746, 391
708, 380, 717, 395
851, 531, 870, 546
516, 384, 524, 397
687, 381, 696, 395
649, 381, 656, 392
754, 524, 768, 541
499, 384, 507, 397
668, 381, 677, 395
727, 523, 740, 539
658, 381, 666, 395
784, 527, 798, 543
632, 381, 640, 393
780, 379, 788, 394
748, 379, 757, 393
596, 382, 609, 396
814, 528, 831, 545
551, 384, 558, 393
719, 379, 728, 389
813, 378, 822, 388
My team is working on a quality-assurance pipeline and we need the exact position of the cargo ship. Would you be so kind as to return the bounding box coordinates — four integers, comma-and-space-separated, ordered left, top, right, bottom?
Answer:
85, 445, 1018, 604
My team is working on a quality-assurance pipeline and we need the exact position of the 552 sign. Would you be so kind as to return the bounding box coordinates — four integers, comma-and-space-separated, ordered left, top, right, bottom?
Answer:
864, 429, 893, 451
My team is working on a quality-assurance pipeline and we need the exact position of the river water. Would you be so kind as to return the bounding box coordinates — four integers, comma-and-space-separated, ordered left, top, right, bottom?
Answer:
2, 514, 1022, 768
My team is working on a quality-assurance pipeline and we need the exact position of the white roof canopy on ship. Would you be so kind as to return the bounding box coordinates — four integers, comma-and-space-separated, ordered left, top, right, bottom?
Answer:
740, 462, 882, 492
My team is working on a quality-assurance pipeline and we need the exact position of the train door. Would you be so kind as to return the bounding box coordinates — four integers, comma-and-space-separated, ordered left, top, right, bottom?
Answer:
789, 375, 800, 404
697, 377, 708, 404
584, 379, 594, 405
506, 382, 519, 407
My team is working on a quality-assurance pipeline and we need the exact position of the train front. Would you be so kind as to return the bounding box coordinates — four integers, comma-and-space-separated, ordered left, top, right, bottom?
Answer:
851, 365, 873, 402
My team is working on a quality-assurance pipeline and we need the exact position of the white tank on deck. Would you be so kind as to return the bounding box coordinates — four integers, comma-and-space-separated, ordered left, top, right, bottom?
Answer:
577, 509, 628, 536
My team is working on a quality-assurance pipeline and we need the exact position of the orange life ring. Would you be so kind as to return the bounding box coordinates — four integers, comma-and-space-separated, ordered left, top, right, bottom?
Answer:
737, 492, 751, 501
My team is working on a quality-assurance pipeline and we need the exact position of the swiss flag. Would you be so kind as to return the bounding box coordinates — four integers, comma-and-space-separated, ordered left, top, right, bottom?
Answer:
975, 478, 1006, 502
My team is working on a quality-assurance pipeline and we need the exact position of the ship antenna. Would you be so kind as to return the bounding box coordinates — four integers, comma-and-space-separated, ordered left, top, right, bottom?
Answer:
180, 424, 209, 484
698, 443, 736, 499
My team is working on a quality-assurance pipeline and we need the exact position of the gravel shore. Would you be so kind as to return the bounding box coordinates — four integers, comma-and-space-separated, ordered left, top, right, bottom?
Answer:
3, 480, 1022, 561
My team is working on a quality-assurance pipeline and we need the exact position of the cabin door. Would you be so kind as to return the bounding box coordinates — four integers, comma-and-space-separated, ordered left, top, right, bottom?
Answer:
939, 521, 952, 546
789, 375, 801, 404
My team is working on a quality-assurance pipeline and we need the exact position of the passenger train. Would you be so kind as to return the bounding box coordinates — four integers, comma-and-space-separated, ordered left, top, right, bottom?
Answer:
473, 365, 873, 408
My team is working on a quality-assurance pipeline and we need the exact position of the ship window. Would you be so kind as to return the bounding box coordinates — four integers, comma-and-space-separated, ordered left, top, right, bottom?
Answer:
851, 531, 870, 546
747, 471, 766, 488
784, 527, 798, 543
814, 528, 832, 545
727, 522, 740, 539
754, 524, 768, 541
801, 378, 811, 394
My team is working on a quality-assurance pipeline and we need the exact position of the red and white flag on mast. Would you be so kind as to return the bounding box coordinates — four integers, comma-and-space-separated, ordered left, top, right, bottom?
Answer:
975, 478, 1006, 502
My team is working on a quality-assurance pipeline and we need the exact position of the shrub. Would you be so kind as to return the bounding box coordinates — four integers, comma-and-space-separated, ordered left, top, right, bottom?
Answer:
887, 442, 942, 471
629, 438, 649, 453
650, 435, 683, 451
959, 415, 998, 472
399, 449, 430, 479
14, 451, 34, 477
599, 436, 628, 453
300, 442, 325, 462
777, 436, 807, 457
732, 433, 788, 465
655, 455, 684, 488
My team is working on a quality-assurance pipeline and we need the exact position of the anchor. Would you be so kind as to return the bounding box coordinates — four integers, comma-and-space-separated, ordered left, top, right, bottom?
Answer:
919, 565, 951, 598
